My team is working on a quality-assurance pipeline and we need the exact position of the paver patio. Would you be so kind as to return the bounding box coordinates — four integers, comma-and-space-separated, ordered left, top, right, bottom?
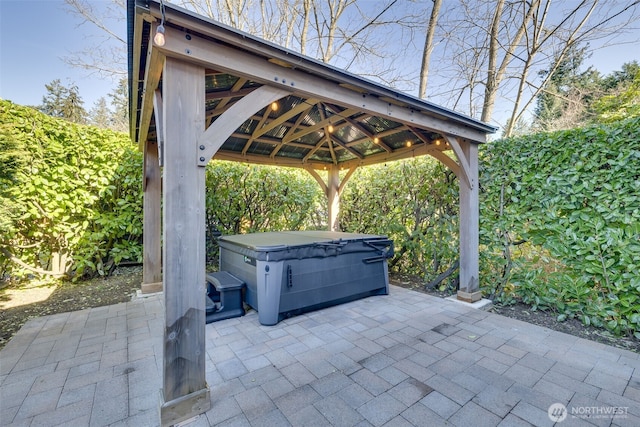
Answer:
2, 285, 639, 426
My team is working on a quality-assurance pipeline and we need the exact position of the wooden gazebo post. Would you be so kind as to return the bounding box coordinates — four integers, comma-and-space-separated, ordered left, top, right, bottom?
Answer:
305, 165, 358, 232
159, 57, 211, 426
450, 137, 481, 302
141, 139, 162, 293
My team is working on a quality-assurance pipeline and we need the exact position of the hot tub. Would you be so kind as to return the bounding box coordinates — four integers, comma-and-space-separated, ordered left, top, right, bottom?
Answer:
218, 231, 393, 325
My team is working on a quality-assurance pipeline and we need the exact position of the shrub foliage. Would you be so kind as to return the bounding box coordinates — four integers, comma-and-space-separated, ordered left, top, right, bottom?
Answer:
480, 117, 640, 337
0, 100, 143, 278
340, 158, 460, 290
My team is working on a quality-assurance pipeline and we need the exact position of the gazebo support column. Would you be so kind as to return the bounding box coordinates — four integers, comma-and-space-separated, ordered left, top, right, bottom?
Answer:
305, 165, 358, 232
159, 58, 210, 426
141, 139, 162, 293
456, 139, 481, 302
327, 166, 340, 231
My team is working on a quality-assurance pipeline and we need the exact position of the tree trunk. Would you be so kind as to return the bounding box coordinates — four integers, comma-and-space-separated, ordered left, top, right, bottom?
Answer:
480, 0, 505, 123
419, 0, 442, 99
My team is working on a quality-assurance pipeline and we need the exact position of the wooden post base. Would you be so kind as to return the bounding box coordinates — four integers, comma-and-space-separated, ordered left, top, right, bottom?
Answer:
160, 386, 211, 427
141, 281, 163, 294
457, 290, 482, 303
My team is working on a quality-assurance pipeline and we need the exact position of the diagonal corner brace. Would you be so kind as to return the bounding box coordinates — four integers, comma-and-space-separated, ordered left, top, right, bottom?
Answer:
443, 135, 474, 189
197, 85, 291, 166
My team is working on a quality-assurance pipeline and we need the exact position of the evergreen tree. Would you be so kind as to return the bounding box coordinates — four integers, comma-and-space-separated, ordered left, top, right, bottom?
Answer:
39, 79, 66, 118
594, 66, 640, 122
533, 44, 602, 131
601, 61, 640, 90
108, 77, 129, 133
39, 79, 87, 124
89, 97, 112, 129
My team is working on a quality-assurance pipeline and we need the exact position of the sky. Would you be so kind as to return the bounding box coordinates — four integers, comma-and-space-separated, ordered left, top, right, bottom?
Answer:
0, 0, 638, 125
0, 0, 124, 109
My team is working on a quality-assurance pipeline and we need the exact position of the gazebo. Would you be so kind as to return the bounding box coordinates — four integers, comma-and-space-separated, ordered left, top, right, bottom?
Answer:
127, 0, 496, 424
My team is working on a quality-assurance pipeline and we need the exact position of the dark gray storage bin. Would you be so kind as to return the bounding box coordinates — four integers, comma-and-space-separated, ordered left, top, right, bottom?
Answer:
218, 231, 393, 325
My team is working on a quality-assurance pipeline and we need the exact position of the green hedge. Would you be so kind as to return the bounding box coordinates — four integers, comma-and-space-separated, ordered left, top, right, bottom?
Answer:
480, 117, 640, 336
0, 100, 143, 278
340, 158, 459, 289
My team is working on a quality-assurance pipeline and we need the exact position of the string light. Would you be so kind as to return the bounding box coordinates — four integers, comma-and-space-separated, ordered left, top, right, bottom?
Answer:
154, 25, 165, 46
435, 139, 441, 146
271, 102, 279, 111
328, 124, 334, 133
406, 141, 412, 147
373, 137, 379, 144
154, 0, 166, 46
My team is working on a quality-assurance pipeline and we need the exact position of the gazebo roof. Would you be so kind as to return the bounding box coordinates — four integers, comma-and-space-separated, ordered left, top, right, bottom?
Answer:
128, 0, 496, 170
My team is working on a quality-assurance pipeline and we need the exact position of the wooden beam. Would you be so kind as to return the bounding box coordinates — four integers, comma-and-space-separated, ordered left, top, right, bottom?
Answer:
345, 125, 408, 149
255, 98, 319, 139
341, 116, 392, 153
330, 133, 364, 160
160, 58, 210, 426
129, 9, 146, 142
142, 139, 162, 293
304, 167, 328, 196
273, 104, 316, 157
429, 150, 462, 178
283, 107, 360, 143
205, 78, 247, 121
338, 166, 358, 193
138, 22, 165, 150
205, 85, 257, 100
197, 85, 291, 166
327, 136, 337, 164
302, 138, 327, 163
339, 142, 441, 169
444, 135, 473, 189
241, 105, 273, 155
157, 26, 488, 143
219, 151, 325, 168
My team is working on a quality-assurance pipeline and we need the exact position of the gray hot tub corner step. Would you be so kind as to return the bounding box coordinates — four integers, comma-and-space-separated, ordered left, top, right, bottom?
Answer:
205, 271, 246, 323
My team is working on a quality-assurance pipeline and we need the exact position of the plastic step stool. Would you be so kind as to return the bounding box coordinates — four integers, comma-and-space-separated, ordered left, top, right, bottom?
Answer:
205, 271, 245, 323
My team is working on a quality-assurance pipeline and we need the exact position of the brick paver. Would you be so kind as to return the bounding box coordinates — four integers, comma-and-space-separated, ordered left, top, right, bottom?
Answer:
1, 285, 639, 426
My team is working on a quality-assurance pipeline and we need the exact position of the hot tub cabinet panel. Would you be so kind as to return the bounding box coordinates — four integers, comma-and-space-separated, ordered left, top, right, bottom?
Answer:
218, 231, 393, 325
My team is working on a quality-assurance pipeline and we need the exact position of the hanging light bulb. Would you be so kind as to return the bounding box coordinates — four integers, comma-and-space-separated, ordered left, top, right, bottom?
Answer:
435, 139, 441, 146
154, 0, 166, 47
271, 102, 279, 111
328, 124, 334, 133
154, 24, 166, 46
406, 141, 412, 147
373, 137, 379, 144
